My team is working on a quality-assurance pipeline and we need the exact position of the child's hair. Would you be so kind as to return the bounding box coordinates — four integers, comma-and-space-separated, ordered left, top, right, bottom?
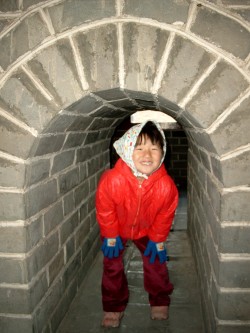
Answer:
135, 121, 164, 150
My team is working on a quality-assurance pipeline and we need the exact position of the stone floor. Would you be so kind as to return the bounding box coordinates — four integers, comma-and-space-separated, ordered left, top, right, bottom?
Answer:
57, 192, 205, 333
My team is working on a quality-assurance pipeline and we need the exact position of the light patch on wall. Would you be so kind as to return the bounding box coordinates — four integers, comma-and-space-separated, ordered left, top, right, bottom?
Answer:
131, 110, 180, 129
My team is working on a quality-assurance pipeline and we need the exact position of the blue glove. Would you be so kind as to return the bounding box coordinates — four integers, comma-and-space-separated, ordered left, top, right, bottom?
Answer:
144, 240, 168, 264
101, 236, 124, 259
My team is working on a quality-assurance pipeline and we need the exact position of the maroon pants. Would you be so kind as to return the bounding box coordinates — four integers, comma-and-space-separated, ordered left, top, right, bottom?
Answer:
102, 236, 174, 312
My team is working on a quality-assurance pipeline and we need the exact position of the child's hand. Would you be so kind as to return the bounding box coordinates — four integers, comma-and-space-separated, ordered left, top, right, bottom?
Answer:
144, 240, 168, 264
101, 236, 124, 259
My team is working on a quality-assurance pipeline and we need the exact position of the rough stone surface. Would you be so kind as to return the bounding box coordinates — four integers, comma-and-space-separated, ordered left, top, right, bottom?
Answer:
0, 12, 50, 70
219, 225, 250, 254
219, 259, 250, 288
186, 61, 249, 128
0, 158, 25, 188
0, 116, 35, 159
25, 179, 58, 218
123, 23, 169, 91
47, 0, 116, 33
210, 96, 250, 155
123, 0, 190, 24
221, 191, 250, 222
76, 24, 119, 91
220, 150, 250, 187
25, 158, 50, 186
159, 36, 215, 104
0, 258, 26, 284
0, 192, 25, 220
26, 231, 59, 281
33, 134, 65, 157
28, 42, 83, 107
44, 201, 64, 235
51, 150, 75, 175
0, 72, 58, 131
192, 6, 250, 60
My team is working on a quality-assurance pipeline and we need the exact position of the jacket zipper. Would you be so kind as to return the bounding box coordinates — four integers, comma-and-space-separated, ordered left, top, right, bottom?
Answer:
131, 183, 142, 239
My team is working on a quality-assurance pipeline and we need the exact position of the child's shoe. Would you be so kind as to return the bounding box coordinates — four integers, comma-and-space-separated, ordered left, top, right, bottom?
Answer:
101, 311, 124, 327
150, 306, 169, 320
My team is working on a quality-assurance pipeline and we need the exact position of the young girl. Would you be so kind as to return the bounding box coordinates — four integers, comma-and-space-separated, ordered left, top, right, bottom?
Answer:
96, 121, 178, 328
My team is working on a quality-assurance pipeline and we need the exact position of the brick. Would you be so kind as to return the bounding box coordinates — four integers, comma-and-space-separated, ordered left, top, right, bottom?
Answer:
34, 278, 63, 333
123, 23, 169, 91
25, 158, 50, 186
44, 114, 78, 134
0, 286, 30, 314
219, 259, 250, 288
220, 150, 250, 187
221, 191, 250, 221
0, 12, 50, 70
34, 134, 65, 157
192, 6, 250, 60
47, 0, 116, 33
44, 201, 63, 235
0, 258, 26, 284
23, 0, 47, 10
28, 41, 83, 107
0, 115, 35, 159
0, 192, 25, 220
25, 179, 58, 218
123, 0, 189, 25
76, 24, 119, 90
67, 116, 93, 132
74, 180, 90, 207
0, 315, 33, 333
66, 237, 75, 262
50, 279, 77, 333
51, 150, 75, 175
0, 217, 42, 253
210, 96, 250, 155
0, 0, 19, 11
216, 323, 250, 333
27, 231, 59, 281
0, 158, 25, 188
26, 216, 43, 251
62, 251, 81, 288
0, 71, 59, 131
75, 218, 90, 249
59, 167, 79, 194
66, 93, 103, 114
84, 132, 100, 145
79, 162, 88, 182
216, 289, 250, 321
63, 192, 75, 216
29, 271, 48, 309
93, 88, 128, 101
89, 107, 126, 119
60, 211, 79, 245
159, 36, 215, 104
186, 61, 249, 128
220, 225, 250, 254
63, 133, 86, 149
48, 249, 64, 285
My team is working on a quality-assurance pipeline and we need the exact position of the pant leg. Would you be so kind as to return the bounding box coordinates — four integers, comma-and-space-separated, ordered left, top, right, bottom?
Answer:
133, 236, 174, 306
101, 245, 129, 312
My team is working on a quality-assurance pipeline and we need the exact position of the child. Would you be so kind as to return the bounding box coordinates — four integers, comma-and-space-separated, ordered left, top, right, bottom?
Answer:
96, 120, 178, 328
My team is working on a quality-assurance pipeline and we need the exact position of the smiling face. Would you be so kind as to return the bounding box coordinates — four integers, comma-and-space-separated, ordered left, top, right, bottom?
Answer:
132, 134, 163, 176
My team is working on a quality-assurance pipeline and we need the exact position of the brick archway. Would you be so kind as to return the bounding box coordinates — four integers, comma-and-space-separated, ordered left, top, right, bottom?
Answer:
0, 1, 249, 332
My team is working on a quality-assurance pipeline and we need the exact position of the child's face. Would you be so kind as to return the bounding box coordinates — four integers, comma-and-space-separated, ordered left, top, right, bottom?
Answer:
132, 135, 163, 176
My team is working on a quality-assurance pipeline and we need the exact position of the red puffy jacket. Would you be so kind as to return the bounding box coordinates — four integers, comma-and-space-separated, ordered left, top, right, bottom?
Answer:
96, 158, 179, 242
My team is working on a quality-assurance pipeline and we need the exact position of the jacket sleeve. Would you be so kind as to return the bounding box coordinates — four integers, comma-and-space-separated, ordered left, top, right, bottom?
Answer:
148, 177, 179, 243
95, 171, 120, 238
